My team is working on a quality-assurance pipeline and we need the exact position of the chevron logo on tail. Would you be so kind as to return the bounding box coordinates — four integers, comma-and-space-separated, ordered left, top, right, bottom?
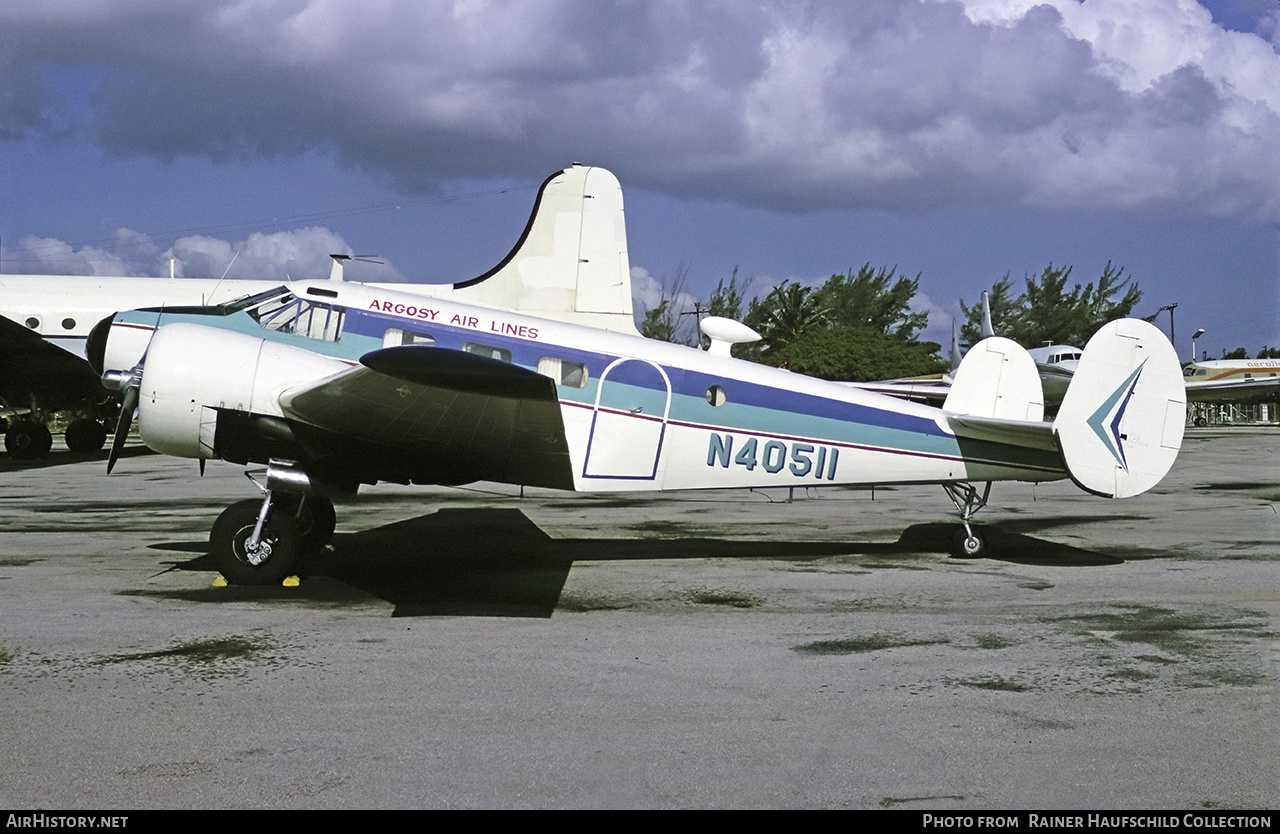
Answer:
1086, 360, 1147, 471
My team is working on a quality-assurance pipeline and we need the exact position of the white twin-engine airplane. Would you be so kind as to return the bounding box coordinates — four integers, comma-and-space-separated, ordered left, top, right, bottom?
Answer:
92, 165, 1187, 585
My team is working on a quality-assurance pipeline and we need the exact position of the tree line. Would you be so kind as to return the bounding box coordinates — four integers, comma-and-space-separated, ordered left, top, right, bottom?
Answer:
640, 262, 1149, 381
642, 261, 1280, 378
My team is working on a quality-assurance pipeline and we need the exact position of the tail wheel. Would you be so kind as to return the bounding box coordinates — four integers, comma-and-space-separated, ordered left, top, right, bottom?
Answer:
210, 500, 300, 585
950, 528, 987, 559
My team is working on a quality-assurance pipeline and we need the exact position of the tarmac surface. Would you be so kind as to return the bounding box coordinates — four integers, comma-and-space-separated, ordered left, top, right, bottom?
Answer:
0, 427, 1277, 809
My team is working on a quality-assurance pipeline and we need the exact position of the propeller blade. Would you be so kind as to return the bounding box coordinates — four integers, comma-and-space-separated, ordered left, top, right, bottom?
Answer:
107, 386, 139, 475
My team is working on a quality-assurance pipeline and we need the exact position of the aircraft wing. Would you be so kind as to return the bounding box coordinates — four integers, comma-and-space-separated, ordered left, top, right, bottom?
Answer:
278, 345, 575, 490
0, 314, 106, 412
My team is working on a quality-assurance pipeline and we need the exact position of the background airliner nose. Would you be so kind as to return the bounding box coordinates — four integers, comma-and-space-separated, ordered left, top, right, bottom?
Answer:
85, 313, 115, 376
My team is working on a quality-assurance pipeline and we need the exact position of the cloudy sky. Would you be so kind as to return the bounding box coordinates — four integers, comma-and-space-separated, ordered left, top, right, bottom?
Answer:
2, 0, 1278, 358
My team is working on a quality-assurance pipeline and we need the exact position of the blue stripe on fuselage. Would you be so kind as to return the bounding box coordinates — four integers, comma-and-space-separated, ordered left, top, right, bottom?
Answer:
130, 303, 957, 457
351, 307, 956, 456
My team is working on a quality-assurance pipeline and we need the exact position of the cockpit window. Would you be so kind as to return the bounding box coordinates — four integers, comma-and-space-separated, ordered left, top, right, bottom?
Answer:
254, 296, 345, 342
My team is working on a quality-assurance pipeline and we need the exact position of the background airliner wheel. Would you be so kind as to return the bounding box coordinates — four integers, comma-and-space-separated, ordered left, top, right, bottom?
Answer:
65, 419, 107, 454
5, 421, 52, 460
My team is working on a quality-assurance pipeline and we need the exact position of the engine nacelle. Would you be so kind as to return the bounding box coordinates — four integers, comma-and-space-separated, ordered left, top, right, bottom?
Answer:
136, 322, 350, 459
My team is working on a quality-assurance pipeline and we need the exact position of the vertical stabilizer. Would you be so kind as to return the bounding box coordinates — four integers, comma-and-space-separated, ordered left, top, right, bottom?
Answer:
1053, 319, 1184, 498
450, 165, 637, 334
943, 336, 1044, 421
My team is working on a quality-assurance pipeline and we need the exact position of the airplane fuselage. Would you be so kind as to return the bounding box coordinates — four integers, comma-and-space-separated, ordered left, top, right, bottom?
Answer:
103, 279, 1068, 494
1183, 358, 1280, 404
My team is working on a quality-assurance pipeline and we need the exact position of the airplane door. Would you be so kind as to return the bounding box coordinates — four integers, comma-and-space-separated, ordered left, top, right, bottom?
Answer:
583, 359, 671, 481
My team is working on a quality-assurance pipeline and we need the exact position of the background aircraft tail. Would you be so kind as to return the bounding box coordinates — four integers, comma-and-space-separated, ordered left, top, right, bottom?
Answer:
1052, 319, 1185, 498
446, 164, 638, 334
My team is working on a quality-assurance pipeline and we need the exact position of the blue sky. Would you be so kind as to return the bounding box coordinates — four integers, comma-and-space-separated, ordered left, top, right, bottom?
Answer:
2, 0, 1277, 359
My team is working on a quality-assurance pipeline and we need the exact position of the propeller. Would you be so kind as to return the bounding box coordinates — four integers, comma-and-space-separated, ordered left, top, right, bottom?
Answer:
327, 253, 384, 282
101, 360, 144, 474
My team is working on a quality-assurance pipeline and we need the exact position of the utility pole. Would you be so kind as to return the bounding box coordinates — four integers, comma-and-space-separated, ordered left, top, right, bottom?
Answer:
1148, 303, 1178, 351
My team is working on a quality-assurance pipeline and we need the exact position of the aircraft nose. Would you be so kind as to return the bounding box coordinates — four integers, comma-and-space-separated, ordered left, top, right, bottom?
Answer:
85, 313, 115, 376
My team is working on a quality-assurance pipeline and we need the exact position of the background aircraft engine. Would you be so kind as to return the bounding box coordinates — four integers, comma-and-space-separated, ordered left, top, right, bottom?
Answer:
134, 322, 350, 460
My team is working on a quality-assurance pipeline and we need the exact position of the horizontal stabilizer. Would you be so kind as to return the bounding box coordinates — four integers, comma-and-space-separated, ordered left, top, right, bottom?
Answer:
943, 336, 1044, 422
1052, 319, 1185, 498
945, 414, 1058, 452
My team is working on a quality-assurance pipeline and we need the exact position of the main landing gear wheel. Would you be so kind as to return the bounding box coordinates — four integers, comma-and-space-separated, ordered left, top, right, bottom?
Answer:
210, 499, 301, 585
275, 494, 336, 553
5, 421, 53, 459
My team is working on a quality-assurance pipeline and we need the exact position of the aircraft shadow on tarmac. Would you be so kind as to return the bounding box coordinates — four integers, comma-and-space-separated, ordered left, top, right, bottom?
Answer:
0, 444, 155, 472
144, 507, 1126, 618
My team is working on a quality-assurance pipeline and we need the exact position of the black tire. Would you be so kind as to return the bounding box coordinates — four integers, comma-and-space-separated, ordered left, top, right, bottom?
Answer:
5, 421, 50, 460
274, 494, 337, 551
209, 500, 301, 585
65, 419, 107, 454
210, 499, 264, 548
950, 528, 986, 559
34, 423, 52, 456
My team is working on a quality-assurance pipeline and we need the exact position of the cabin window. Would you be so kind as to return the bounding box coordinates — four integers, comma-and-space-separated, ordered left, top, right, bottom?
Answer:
705, 385, 727, 407
538, 357, 588, 388
464, 343, 511, 363
256, 297, 345, 343
24, 317, 39, 329
382, 328, 436, 348
61, 318, 76, 330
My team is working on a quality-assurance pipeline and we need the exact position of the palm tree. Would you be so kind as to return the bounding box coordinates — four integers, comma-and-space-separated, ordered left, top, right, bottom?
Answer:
747, 281, 828, 354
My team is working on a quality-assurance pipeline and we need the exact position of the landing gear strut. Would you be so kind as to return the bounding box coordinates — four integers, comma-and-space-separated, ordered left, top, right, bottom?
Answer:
943, 481, 991, 559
